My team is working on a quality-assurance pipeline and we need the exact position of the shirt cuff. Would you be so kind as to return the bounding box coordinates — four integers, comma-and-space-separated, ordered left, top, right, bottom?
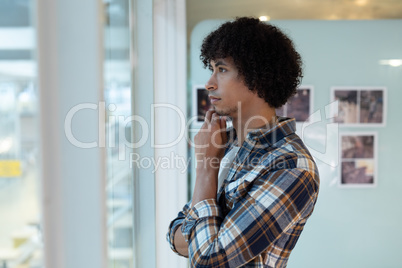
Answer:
181, 199, 223, 242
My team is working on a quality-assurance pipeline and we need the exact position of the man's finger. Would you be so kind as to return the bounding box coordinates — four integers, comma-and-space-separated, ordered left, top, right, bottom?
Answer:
211, 112, 220, 123
205, 109, 215, 123
220, 117, 228, 145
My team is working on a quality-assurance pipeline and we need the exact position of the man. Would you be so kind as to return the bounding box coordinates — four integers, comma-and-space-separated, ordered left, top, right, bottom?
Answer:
167, 17, 319, 267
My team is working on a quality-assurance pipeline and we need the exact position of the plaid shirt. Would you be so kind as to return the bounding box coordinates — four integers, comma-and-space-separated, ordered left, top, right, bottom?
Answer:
167, 117, 320, 267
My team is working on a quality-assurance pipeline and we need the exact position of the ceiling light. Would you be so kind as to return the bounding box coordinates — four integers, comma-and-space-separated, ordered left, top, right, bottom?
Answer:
379, 59, 402, 67
259, 16, 270, 22
355, 0, 368, 6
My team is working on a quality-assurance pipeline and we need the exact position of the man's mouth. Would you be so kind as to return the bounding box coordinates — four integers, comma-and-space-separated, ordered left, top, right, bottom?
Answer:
209, 96, 221, 104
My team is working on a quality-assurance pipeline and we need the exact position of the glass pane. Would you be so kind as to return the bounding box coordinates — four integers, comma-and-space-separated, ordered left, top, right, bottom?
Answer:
0, 1, 43, 267
103, 0, 134, 267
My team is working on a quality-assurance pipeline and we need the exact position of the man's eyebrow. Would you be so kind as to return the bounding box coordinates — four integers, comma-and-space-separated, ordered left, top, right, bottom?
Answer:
214, 60, 227, 67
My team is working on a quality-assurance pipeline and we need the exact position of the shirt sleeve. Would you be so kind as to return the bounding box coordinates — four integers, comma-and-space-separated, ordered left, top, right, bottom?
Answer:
180, 168, 318, 267
181, 198, 223, 243
166, 200, 192, 256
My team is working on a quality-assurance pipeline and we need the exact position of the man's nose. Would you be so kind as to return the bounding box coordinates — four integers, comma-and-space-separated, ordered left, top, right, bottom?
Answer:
205, 74, 217, 91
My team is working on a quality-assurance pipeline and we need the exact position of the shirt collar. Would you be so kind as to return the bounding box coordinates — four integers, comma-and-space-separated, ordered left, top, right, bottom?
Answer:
225, 116, 296, 148
246, 116, 296, 146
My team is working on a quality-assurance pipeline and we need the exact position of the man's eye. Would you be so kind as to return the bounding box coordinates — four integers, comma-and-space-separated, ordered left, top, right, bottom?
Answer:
219, 67, 226, 72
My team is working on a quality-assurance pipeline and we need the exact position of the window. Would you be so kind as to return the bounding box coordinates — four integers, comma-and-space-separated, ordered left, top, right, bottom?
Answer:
104, 1, 134, 267
0, 1, 43, 267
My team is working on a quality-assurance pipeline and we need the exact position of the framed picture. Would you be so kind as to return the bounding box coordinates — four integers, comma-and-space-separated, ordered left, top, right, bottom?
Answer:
276, 86, 313, 122
331, 87, 386, 127
339, 132, 377, 188
192, 85, 211, 125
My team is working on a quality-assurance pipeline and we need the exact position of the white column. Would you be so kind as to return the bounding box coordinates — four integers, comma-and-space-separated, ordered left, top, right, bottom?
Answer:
35, 1, 107, 268
153, 0, 188, 267
131, 0, 157, 267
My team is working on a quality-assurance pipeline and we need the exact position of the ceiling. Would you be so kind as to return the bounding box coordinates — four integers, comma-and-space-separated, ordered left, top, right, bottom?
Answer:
187, 0, 402, 36
2, 0, 401, 29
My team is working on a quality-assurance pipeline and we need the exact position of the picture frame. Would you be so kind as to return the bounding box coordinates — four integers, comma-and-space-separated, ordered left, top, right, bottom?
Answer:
331, 87, 386, 127
192, 85, 211, 126
276, 85, 314, 122
339, 132, 378, 188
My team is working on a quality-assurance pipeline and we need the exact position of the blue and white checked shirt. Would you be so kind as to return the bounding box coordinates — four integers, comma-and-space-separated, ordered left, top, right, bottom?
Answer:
167, 117, 320, 267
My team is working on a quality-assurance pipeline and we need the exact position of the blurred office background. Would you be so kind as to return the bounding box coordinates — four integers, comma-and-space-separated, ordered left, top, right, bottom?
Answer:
0, 0, 401, 268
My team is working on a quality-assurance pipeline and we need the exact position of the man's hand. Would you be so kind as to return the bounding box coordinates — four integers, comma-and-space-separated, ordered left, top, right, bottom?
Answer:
192, 110, 227, 206
174, 225, 189, 257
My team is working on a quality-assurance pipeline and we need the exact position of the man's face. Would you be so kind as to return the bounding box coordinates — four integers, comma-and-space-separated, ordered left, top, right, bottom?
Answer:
206, 57, 258, 119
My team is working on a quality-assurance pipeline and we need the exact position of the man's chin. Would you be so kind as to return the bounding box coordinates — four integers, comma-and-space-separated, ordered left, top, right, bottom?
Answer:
214, 109, 228, 116
215, 109, 236, 117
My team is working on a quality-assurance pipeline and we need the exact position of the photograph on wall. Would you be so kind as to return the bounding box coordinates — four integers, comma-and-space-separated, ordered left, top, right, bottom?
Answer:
360, 90, 384, 124
275, 86, 313, 122
192, 85, 211, 124
333, 89, 358, 124
339, 132, 377, 187
331, 87, 386, 127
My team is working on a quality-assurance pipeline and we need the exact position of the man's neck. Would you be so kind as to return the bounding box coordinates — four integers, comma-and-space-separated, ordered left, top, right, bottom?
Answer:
232, 108, 276, 146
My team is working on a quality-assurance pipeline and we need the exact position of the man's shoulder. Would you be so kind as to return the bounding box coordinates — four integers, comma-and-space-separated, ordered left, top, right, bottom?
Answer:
255, 133, 317, 174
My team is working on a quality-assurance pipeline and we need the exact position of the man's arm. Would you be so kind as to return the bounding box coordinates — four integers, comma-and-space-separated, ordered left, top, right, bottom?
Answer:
166, 201, 191, 257
173, 225, 188, 257
167, 110, 227, 258
191, 110, 227, 207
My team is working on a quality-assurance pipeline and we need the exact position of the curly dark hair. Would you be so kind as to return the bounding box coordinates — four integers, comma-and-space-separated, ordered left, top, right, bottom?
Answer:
200, 17, 303, 108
